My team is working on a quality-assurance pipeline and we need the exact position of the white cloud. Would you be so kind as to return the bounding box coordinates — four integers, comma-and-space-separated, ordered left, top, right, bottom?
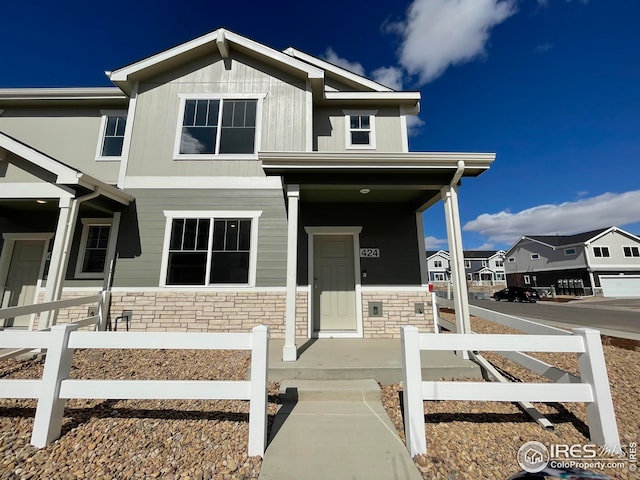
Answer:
406, 114, 426, 136
463, 191, 640, 246
393, 0, 517, 84
534, 43, 553, 53
322, 47, 365, 76
425, 235, 448, 249
473, 242, 496, 250
371, 66, 404, 90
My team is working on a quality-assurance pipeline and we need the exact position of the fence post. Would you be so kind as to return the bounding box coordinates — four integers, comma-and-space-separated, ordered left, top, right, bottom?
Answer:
248, 325, 269, 457
31, 323, 78, 448
401, 325, 427, 457
98, 290, 111, 331
431, 291, 440, 333
573, 328, 621, 453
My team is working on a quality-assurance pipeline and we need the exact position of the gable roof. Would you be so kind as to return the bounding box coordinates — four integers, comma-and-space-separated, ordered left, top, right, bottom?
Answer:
106, 28, 421, 113
508, 226, 640, 253
0, 131, 132, 205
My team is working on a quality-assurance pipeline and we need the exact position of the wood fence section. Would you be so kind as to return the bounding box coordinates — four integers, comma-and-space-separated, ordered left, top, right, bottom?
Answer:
0, 324, 270, 457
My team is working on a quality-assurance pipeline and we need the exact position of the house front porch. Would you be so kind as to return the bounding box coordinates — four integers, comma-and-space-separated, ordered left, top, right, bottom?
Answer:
266, 337, 482, 383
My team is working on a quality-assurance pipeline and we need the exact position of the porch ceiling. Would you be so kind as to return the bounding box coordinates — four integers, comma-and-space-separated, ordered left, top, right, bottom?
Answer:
260, 151, 496, 211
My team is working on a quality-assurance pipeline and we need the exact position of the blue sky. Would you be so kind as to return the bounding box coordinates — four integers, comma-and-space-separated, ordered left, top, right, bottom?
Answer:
2, 0, 639, 250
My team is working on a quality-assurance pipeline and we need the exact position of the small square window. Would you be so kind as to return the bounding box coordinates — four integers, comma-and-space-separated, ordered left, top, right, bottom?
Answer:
96, 112, 127, 160
530, 253, 540, 260
345, 111, 376, 149
565, 248, 576, 255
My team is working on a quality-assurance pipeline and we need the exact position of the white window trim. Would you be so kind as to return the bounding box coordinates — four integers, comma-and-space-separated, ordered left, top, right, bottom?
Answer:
344, 110, 377, 150
593, 245, 611, 258
95, 110, 127, 161
622, 245, 640, 257
159, 210, 262, 288
564, 248, 577, 256
530, 253, 540, 260
74, 218, 113, 279
173, 93, 266, 161
524, 275, 531, 285
465, 260, 472, 269
508, 257, 516, 263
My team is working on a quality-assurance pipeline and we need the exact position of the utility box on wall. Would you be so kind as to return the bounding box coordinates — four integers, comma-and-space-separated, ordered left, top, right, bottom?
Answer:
368, 302, 383, 317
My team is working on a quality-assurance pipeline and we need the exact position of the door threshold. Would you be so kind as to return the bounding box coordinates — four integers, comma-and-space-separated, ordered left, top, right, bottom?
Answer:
312, 331, 362, 339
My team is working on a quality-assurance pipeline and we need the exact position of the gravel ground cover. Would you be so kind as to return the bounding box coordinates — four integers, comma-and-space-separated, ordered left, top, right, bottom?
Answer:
381, 313, 639, 480
0, 349, 280, 480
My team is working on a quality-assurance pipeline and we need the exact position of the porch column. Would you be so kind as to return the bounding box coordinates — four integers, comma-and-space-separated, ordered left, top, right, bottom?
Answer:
441, 184, 471, 338
41, 191, 100, 329
283, 185, 300, 362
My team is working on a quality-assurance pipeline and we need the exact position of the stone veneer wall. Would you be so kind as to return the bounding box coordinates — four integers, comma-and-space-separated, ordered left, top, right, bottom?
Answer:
37, 289, 429, 339
361, 290, 434, 338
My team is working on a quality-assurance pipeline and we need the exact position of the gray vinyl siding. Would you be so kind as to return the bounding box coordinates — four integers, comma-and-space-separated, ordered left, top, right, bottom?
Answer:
313, 107, 404, 152
505, 240, 587, 273
0, 152, 57, 183
111, 188, 288, 288
0, 108, 121, 183
298, 203, 421, 286
126, 52, 308, 178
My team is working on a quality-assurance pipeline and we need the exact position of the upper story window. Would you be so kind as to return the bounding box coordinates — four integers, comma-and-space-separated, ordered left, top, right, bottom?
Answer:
75, 219, 113, 278
508, 257, 515, 263
495, 259, 504, 268
175, 95, 263, 159
623, 246, 640, 257
593, 246, 610, 258
434, 260, 443, 268
344, 110, 376, 149
96, 111, 126, 160
465, 260, 472, 269
530, 253, 540, 260
564, 248, 576, 255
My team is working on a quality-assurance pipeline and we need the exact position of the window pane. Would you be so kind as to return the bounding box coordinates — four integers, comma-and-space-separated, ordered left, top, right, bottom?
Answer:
238, 220, 251, 250
180, 126, 216, 154
83, 249, 107, 273
197, 219, 210, 250
195, 100, 209, 126
360, 116, 370, 129
206, 100, 219, 127
219, 128, 255, 153
183, 219, 198, 250
222, 100, 234, 127
350, 115, 359, 129
245, 101, 257, 127
210, 252, 249, 283
105, 117, 118, 136
351, 131, 370, 145
225, 220, 239, 250
167, 252, 207, 285
213, 220, 226, 250
114, 117, 126, 136
183, 100, 196, 126
102, 137, 124, 156
170, 219, 184, 250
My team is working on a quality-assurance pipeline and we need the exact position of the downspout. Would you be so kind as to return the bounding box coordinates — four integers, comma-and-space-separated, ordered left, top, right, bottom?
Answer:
41, 189, 102, 329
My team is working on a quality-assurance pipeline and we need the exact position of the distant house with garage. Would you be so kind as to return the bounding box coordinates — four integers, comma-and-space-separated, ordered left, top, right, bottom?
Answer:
504, 226, 640, 297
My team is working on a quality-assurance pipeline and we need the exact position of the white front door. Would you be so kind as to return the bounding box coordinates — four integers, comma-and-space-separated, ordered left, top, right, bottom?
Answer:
2, 240, 45, 328
313, 235, 357, 333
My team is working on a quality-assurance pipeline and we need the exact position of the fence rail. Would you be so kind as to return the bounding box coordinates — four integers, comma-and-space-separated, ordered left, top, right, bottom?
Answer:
0, 323, 269, 457
401, 323, 621, 458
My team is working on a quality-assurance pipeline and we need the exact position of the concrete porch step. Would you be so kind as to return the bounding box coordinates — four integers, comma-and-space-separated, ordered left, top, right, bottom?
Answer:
278, 379, 381, 402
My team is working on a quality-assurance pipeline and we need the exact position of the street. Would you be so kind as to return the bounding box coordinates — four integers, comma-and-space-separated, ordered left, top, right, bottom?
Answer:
469, 298, 640, 339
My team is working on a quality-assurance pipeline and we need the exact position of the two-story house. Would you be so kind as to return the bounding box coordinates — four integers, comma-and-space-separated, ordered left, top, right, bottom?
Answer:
0, 28, 495, 360
426, 250, 506, 285
505, 226, 640, 297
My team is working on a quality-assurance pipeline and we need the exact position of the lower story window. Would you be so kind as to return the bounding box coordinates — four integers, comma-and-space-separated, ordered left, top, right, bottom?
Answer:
75, 219, 113, 278
162, 211, 260, 286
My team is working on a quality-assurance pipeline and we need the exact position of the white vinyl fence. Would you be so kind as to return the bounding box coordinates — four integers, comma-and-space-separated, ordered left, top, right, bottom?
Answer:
0, 323, 270, 457
401, 315, 621, 457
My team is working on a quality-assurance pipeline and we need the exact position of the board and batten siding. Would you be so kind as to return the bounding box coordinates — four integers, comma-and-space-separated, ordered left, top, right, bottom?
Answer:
112, 188, 288, 288
0, 108, 121, 183
313, 107, 404, 153
127, 52, 308, 178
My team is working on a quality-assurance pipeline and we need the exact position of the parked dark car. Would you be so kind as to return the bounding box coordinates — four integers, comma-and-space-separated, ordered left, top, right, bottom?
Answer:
493, 287, 540, 303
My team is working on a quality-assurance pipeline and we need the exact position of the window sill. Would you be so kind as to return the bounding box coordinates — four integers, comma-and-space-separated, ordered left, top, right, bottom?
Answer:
95, 156, 123, 162
173, 154, 258, 161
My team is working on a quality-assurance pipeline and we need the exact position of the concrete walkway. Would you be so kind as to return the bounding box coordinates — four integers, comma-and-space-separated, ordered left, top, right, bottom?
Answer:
259, 379, 422, 480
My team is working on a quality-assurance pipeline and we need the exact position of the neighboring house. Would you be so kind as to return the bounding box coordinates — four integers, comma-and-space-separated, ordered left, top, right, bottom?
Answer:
0, 28, 495, 359
505, 227, 640, 297
426, 250, 506, 286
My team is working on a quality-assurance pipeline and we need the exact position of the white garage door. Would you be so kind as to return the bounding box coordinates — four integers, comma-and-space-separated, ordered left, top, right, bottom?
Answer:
599, 275, 640, 297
